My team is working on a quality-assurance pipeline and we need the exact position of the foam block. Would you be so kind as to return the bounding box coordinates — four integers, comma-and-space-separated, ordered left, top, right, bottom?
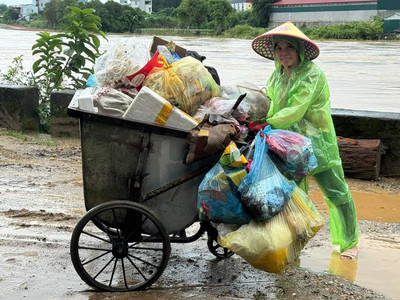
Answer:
69, 87, 97, 112
122, 86, 198, 132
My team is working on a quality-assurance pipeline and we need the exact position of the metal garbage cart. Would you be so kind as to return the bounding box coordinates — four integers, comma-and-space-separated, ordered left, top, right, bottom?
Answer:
68, 106, 234, 292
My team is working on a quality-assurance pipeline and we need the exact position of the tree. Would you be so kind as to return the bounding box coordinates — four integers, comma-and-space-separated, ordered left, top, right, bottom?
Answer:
0, 4, 7, 14
251, 0, 279, 28
119, 7, 145, 32
153, 0, 182, 13
145, 8, 180, 28
176, 0, 208, 29
31, 6, 106, 132
208, 0, 235, 35
3, 6, 19, 21
43, 0, 80, 28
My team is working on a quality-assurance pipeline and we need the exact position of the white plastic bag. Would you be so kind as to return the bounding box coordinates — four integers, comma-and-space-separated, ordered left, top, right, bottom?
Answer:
94, 38, 150, 88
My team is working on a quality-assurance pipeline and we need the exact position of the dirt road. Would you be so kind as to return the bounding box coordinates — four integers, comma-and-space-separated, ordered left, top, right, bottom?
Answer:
0, 130, 399, 300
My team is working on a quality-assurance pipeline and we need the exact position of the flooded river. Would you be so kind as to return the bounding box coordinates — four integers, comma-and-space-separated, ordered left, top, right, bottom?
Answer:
0, 28, 399, 113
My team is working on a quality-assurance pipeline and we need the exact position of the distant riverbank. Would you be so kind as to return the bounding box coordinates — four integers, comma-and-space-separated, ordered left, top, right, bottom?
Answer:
1, 24, 59, 32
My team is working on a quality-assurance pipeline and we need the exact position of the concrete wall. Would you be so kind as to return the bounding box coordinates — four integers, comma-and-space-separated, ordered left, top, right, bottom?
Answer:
50, 89, 79, 138
0, 87, 399, 178
0, 84, 39, 132
269, 10, 379, 27
269, 2, 381, 27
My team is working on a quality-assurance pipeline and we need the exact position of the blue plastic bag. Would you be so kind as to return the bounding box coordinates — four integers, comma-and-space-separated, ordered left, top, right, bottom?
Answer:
86, 74, 97, 87
198, 144, 250, 225
238, 129, 295, 221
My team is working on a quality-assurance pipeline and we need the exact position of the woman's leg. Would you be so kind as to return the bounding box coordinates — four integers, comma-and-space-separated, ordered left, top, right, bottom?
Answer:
312, 165, 359, 253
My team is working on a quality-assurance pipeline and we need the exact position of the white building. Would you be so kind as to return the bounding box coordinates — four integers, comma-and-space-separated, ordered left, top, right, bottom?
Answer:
230, 0, 252, 12
120, 0, 152, 14
19, 4, 38, 21
35, 0, 51, 12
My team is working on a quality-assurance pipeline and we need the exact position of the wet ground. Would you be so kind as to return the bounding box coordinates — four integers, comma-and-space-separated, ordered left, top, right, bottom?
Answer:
0, 130, 399, 300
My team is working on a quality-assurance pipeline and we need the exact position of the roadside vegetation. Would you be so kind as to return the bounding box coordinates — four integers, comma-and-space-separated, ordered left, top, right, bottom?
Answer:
1, 6, 105, 133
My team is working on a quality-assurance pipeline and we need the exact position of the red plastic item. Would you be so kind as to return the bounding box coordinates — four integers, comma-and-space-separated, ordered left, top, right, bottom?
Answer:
127, 51, 164, 90
248, 122, 268, 132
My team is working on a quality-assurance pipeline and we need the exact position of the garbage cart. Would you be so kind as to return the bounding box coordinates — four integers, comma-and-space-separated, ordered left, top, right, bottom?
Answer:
68, 106, 234, 292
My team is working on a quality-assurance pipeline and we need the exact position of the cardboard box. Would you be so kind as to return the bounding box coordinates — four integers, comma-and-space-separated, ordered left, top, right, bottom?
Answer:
150, 36, 187, 58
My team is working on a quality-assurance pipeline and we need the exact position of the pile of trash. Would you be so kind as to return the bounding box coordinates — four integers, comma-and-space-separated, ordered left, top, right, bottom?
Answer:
70, 36, 324, 274
70, 36, 270, 132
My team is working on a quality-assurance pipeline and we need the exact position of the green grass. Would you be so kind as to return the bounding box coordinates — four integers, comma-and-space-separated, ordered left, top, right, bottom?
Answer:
0, 129, 59, 146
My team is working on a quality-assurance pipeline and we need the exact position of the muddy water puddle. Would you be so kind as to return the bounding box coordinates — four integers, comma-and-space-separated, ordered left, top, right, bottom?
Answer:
300, 238, 400, 299
310, 190, 400, 223
303, 190, 400, 299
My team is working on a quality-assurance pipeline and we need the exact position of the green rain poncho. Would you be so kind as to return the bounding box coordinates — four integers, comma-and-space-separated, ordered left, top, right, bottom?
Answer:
266, 36, 340, 173
265, 36, 358, 252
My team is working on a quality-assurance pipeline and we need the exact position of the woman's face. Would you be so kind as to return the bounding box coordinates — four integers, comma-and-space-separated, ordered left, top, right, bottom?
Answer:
275, 40, 299, 70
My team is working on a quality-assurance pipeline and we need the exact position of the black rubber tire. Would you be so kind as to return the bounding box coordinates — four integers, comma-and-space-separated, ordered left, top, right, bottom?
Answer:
207, 229, 234, 259
70, 200, 171, 292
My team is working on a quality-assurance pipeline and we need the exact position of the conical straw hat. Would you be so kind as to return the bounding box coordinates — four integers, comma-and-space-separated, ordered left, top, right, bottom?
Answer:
252, 21, 320, 60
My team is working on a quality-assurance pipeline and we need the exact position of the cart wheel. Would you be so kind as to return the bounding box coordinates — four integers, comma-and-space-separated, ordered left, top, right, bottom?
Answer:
207, 235, 234, 258
206, 226, 234, 259
70, 200, 171, 292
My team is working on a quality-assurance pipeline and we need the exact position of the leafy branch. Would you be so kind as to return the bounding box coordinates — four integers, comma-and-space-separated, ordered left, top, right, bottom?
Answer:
30, 6, 106, 132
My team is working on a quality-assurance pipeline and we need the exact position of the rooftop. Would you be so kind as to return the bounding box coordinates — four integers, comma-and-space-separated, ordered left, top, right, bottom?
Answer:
273, 0, 377, 5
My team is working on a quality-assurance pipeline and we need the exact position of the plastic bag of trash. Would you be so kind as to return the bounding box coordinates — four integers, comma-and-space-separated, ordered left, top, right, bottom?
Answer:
197, 142, 250, 224
92, 86, 133, 117
127, 51, 164, 90
193, 96, 250, 124
143, 56, 220, 115
263, 126, 318, 181
220, 82, 270, 123
238, 129, 295, 221
217, 185, 324, 274
94, 38, 150, 88
237, 82, 270, 122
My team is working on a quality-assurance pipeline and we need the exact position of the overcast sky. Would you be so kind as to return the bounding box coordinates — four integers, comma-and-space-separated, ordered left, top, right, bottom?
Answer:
1, 0, 34, 5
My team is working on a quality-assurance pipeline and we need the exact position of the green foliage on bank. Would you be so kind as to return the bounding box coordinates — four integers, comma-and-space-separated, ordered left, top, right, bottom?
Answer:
134, 28, 215, 37
223, 24, 266, 39
302, 17, 385, 40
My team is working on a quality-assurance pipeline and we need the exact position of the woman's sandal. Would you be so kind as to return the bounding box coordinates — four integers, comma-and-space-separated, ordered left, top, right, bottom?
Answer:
340, 246, 359, 260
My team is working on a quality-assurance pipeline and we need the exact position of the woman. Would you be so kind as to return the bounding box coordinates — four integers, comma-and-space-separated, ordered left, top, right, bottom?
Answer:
252, 21, 359, 259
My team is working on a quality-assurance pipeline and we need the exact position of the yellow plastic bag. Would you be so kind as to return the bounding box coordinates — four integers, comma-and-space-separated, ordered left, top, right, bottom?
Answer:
218, 186, 324, 274
143, 56, 220, 115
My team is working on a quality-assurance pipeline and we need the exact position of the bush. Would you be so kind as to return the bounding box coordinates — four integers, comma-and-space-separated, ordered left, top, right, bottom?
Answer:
224, 24, 266, 39
305, 17, 384, 40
